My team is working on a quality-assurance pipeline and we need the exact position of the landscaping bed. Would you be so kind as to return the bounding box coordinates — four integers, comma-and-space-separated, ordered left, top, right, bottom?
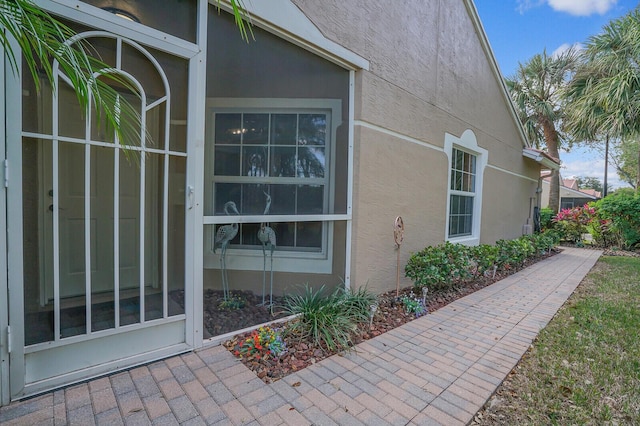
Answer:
223, 247, 561, 384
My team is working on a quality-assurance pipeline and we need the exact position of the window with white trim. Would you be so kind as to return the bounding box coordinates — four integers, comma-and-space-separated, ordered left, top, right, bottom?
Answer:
204, 98, 342, 272
444, 130, 487, 245
212, 109, 331, 251
449, 148, 476, 237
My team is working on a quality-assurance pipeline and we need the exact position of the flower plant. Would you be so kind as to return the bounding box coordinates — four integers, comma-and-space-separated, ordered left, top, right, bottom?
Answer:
553, 204, 596, 244
400, 291, 427, 318
232, 326, 286, 360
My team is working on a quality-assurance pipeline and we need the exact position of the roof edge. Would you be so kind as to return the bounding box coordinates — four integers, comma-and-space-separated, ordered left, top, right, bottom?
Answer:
523, 148, 561, 170
464, 0, 530, 149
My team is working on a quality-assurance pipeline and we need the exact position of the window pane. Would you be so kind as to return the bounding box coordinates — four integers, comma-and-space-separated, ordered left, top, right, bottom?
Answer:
455, 149, 464, 171
297, 222, 322, 249
271, 114, 297, 145
274, 222, 294, 247
240, 222, 260, 245
242, 184, 270, 215
449, 194, 473, 237
242, 146, 268, 177
215, 113, 242, 144
214, 146, 240, 176
214, 183, 241, 214
297, 147, 325, 178
271, 147, 296, 177
271, 185, 296, 215
298, 114, 326, 146
243, 113, 269, 145
297, 185, 324, 214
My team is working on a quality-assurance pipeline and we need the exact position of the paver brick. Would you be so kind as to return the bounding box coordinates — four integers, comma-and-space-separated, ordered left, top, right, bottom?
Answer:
91, 387, 118, 414
0, 248, 600, 426
220, 399, 254, 425
143, 394, 172, 420
167, 395, 198, 423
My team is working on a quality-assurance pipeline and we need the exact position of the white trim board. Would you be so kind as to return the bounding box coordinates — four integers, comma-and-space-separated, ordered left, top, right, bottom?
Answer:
354, 120, 443, 153
214, 0, 369, 71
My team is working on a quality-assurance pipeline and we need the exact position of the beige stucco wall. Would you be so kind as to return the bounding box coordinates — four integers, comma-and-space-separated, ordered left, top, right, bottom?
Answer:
292, 0, 542, 293
481, 166, 539, 244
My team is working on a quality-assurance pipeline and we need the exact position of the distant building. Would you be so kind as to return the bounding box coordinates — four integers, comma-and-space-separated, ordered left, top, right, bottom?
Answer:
541, 176, 602, 210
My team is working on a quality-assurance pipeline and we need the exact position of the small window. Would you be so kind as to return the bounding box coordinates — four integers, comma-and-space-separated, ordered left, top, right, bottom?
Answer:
444, 130, 487, 244
448, 148, 477, 237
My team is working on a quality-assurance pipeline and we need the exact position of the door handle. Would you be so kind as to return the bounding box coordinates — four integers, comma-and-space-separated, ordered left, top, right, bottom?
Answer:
187, 185, 195, 209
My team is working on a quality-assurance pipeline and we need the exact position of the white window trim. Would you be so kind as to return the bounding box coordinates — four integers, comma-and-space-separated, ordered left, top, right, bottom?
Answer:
203, 97, 342, 274
444, 129, 487, 246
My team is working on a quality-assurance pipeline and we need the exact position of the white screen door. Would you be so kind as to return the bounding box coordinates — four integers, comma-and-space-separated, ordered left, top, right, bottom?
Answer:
10, 29, 193, 399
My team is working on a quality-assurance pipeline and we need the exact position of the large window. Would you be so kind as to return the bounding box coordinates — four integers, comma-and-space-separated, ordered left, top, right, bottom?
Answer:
444, 130, 487, 245
449, 149, 476, 237
204, 98, 341, 271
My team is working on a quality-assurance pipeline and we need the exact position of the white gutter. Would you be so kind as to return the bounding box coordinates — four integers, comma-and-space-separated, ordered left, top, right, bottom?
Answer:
522, 148, 560, 170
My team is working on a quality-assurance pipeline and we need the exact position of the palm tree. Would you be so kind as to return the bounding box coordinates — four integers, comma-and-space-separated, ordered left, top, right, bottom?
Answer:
1, 0, 250, 149
565, 7, 640, 191
506, 49, 578, 213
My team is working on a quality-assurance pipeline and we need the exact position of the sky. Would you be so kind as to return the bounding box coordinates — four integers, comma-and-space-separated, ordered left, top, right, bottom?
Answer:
473, 0, 638, 189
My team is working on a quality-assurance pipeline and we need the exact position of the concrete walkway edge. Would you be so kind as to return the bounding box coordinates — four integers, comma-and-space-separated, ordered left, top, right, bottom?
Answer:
0, 247, 602, 425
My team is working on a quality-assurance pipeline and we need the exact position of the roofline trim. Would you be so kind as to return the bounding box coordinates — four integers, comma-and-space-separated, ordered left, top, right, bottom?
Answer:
214, 0, 370, 71
464, 0, 531, 149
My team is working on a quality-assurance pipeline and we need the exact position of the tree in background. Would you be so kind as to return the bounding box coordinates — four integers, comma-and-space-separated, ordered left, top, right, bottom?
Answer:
507, 49, 578, 213
610, 138, 639, 189
574, 176, 611, 194
565, 7, 640, 192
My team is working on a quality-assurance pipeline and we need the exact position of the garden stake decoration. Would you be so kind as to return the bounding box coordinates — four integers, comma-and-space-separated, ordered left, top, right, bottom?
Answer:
214, 201, 240, 300
258, 191, 276, 307
369, 303, 378, 329
394, 216, 405, 297
422, 286, 429, 314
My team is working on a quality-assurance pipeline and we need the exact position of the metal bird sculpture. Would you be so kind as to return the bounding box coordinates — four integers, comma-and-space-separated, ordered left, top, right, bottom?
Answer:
214, 201, 239, 300
257, 191, 276, 306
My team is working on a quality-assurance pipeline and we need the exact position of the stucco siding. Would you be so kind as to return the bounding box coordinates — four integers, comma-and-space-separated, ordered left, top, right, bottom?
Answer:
350, 126, 448, 293
291, 0, 541, 292
481, 166, 539, 244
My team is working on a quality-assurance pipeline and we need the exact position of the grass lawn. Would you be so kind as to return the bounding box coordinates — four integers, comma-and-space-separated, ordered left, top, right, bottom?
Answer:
477, 255, 640, 425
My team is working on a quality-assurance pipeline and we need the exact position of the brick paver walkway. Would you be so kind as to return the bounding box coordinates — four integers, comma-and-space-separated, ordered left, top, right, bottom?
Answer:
0, 247, 601, 425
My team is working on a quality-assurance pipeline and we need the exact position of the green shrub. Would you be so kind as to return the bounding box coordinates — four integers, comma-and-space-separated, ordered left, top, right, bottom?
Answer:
469, 244, 499, 277
283, 284, 375, 352
594, 192, 640, 249
539, 207, 555, 231
404, 242, 472, 291
406, 235, 559, 291
553, 204, 596, 244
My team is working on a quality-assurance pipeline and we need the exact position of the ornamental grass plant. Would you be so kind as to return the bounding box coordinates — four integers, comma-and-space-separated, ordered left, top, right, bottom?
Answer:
283, 284, 376, 352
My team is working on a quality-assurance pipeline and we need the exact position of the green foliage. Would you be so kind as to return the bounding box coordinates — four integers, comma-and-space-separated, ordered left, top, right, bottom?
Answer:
404, 242, 472, 291
405, 233, 558, 291
593, 192, 640, 249
283, 284, 376, 352
539, 207, 555, 231
400, 292, 427, 318
553, 204, 596, 244
469, 244, 499, 277
218, 294, 246, 310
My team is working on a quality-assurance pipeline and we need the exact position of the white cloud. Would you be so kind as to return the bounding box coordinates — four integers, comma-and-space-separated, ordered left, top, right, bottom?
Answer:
517, 0, 617, 16
516, 0, 545, 14
551, 42, 582, 58
560, 146, 629, 189
548, 0, 617, 16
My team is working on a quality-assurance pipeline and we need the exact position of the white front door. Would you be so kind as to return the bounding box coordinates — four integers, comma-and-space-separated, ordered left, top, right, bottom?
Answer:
8, 27, 194, 399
